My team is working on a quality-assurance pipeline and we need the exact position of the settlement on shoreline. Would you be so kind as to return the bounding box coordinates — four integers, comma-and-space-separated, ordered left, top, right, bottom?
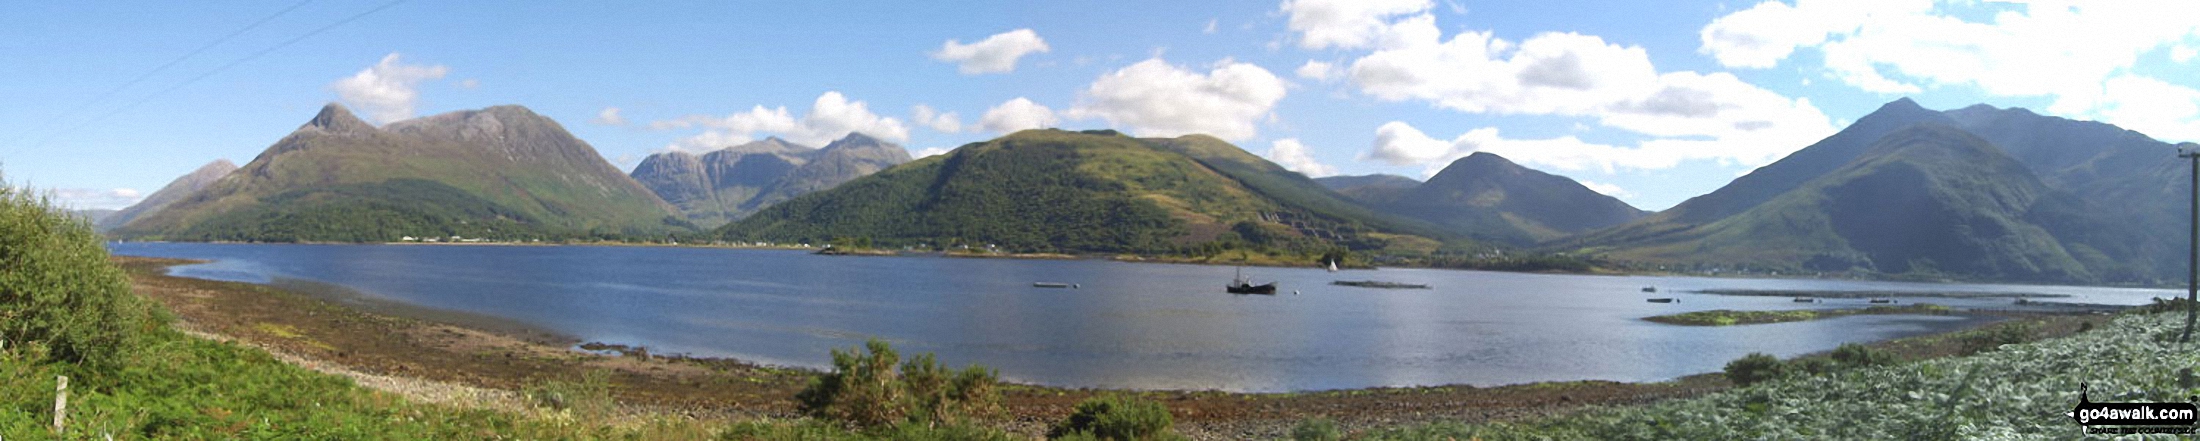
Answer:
115, 255, 2102, 439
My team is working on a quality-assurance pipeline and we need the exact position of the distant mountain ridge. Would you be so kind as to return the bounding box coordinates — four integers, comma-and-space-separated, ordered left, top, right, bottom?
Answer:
98, 159, 236, 231
1318, 154, 1645, 245
114, 103, 684, 242
1567, 98, 2191, 284
717, 129, 1450, 253
631, 133, 910, 227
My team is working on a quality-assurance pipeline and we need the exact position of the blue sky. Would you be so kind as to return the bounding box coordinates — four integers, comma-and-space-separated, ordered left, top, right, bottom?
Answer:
7, 1, 2200, 211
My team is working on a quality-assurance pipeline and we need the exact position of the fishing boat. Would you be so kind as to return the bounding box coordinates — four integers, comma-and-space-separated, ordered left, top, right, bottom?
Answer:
1032, 282, 1078, 289
1792, 297, 1822, 303
1227, 268, 1277, 295
1868, 298, 1898, 304
1641, 286, 1657, 293
1646, 298, 1678, 303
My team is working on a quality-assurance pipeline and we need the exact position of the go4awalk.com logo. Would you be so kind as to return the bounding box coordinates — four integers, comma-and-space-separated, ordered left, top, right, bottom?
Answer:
2069, 384, 2199, 435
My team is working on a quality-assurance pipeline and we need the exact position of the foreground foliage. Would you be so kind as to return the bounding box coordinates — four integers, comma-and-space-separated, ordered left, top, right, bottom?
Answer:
0, 185, 165, 370
797, 339, 1002, 431
1355, 312, 2198, 439
1047, 395, 1182, 440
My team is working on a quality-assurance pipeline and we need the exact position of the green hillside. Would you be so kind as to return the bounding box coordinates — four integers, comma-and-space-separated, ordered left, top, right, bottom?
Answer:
114, 104, 686, 241
718, 129, 1444, 254
1580, 124, 2097, 282
1368, 152, 1646, 245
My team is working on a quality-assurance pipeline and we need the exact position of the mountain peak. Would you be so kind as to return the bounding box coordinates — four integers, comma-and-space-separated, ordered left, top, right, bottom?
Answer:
304, 103, 374, 133
833, 131, 883, 146
824, 132, 900, 151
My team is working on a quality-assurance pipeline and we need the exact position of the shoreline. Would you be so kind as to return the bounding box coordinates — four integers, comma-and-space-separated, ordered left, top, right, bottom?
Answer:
113, 239, 2190, 291
116, 254, 2105, 439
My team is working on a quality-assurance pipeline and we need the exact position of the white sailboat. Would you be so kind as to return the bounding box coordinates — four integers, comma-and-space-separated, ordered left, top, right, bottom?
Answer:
1327, 259, 1339, 272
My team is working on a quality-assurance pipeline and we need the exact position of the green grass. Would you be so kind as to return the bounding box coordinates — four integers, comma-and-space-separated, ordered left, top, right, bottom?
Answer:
1643, 304, 1953, 326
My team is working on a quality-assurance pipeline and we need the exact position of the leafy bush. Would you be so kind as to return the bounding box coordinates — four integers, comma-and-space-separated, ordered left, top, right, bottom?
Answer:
797, 339, 1000, 430
1369, 313, 2200, 438
1047, 395, 1180, 440
1960, 321, 2036, 353
527, 369, 616, 419
1290, 418, 1343, 441
1722, 353, 1785, 386
1829, 343, 1894, 368
0, 183, 163, 369
1787, 357, 1835, 377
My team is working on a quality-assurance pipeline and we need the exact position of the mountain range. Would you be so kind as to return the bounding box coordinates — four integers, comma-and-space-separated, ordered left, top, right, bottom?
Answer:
112, 104, 685, 242
97, 159, 236, 232
718, 129, 1452, 254
629, 134, 911, 228
1566, 98, 2190, 284
93, 96, 2196, 286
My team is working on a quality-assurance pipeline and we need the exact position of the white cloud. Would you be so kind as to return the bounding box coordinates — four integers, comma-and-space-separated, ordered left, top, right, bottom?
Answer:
651, 91, 910, 151
592, 107, 626, 126
1265, 138, 1338, 177
931, 29, 1051, 74
1325, 13, 1833, 171
329, 53, 449, 124
1067, 58, 1287, 141
51, 188, 143, 210
1367, 121, 1800, 177
2089, 75, 2200, 142
915, 146, 954, 158
1295, 60, 1342, 82
1204, 19, 1219, 35
1702, 0, 2200, 133
911, 104, 963, 133
1279, 0, 1433, 50
977, 97, 1059, 133
1577, 180, 1632, 198
458, 78, 480, 89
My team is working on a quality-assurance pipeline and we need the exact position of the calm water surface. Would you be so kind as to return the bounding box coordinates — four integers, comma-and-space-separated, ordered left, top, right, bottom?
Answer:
108, 242, 2175, 392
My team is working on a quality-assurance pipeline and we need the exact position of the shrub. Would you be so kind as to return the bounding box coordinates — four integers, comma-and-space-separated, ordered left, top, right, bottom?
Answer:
0, 183, 163, 369
797, 339, 1000, 430
527, 369, 617, 419
1723, 353, 1786, 386
1047, 395, 1180, 440
1291, 418, 1343, 441
1788, 357, 1835, 377
1961, 322, 2036, 353
1830, 343, 1894, 368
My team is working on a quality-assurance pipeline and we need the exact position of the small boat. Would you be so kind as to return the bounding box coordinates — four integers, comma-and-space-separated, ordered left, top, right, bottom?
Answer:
1331, 280, 1431, 289
1868, 298, 1897, 304
1793, 297, 1822, 303
1033, 282, 1078, 289
1327, 260, 1340, 272
1228, 267, 1278, 295
1641, 286, 1657, 293
1646, 298, 1678, 303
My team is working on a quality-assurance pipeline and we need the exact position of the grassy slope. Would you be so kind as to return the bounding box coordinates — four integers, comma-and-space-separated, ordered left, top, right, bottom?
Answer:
119, 106, 683, 241
723, 130, 1447, 253
1579, 125, 2094, 283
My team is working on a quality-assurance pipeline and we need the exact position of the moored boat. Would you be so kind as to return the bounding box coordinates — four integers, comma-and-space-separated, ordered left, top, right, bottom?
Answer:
1646, 298, 1678, 303
1033, 282, 1078, 289
1228, 267, 1277, 295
